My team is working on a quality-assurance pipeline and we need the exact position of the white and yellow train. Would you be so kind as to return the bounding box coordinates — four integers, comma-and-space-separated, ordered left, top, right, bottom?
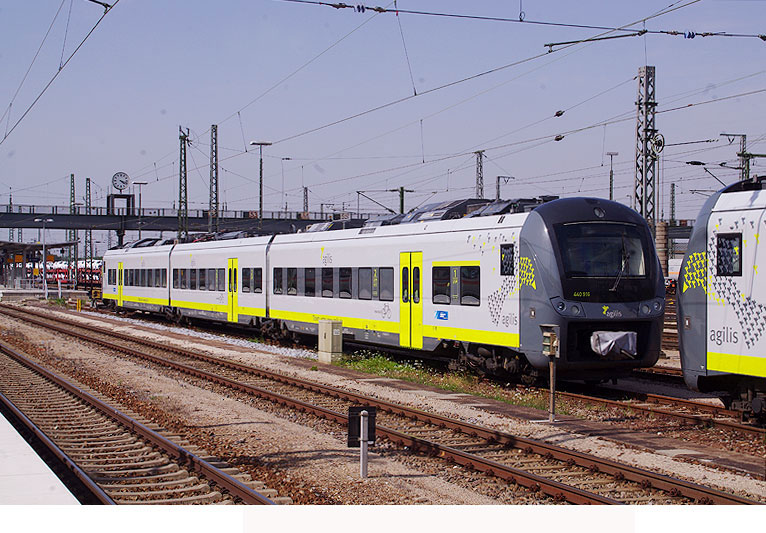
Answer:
102, 197, 665, 381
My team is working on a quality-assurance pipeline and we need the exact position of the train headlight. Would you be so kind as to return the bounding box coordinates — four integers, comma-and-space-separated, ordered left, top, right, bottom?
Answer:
653, 300, 662, 312
557, 301, 566, 312
571, 305, 581, 316
641, 304, 651, 315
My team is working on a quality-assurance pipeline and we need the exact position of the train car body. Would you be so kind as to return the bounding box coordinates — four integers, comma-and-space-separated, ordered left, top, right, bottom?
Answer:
678, 178, 766, 417
102, 197, 664, 381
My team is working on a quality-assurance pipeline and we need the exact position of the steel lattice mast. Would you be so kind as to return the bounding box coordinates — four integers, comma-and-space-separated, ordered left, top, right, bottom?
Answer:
209, 124, 219, 233
178, 126, 189, 241
68, 174, 78, 281
85, 177, 93, 284
634, 66, 657, 231
475, 150, 485, 199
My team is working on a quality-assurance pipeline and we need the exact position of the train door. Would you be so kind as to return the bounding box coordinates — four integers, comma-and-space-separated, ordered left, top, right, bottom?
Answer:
117, 262, 124, 307
399, 251, 423, 349
227, 258, 239, 323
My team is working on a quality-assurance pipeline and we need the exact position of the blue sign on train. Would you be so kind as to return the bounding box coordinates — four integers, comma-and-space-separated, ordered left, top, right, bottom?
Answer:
435, 310, 449, 320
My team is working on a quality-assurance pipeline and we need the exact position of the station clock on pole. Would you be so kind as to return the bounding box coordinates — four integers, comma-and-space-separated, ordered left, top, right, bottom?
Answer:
112, 172, 129, 191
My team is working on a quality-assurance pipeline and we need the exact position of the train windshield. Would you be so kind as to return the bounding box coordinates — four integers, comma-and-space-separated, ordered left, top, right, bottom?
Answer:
555, 222, 646, 278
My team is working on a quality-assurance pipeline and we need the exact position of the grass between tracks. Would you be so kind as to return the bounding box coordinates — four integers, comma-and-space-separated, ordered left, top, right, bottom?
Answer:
335, 351, 574, 416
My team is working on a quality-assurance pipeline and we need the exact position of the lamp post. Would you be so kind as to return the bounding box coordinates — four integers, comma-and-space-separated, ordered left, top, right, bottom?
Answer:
133, 181, 148, 239
606, 152, 618, 201
34, 217, 53, 299
281, 157, 291, 214
250, 141, 272, 225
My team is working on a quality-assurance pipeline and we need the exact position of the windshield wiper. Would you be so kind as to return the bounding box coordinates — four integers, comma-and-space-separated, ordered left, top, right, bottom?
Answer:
609, 236, 630, 292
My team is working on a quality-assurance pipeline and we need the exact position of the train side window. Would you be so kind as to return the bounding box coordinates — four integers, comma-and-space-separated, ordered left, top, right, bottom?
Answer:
207, 269, 216, 291
717, 233, 742, 276
500, 244, 514, 276
287, 268, 298, 295
162, 269, 167, 288
379, 267, 394, 301
196, 268, 205, 290
108, 269, 115, 285
254, 268, 263, 293
147, 269, 154, 288
358, 268, 372, 300
412, 267, 420, 303
339, 268, 352, 299
322, 267, 333, 298
154, 269, 161, 288
180, 269, 188, 290
460, 266, 480, 306
273, 267, 283, 295
217, 268, 226, 291
139, 269, 146, 287
401, 267, 409, 303
241, 267, 251, 293
305, 268, 315, 297
172, 269, 179, 289
432, 267, 450, 304
189, 269, 197, 290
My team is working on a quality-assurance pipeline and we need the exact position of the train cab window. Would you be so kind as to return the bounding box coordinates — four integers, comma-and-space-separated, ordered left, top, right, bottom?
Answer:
241, 268, 251, 293
379, 267, 394, 301
500, 244, 514, 276
412, 267, 420, 304
173, 269, 179, 289
254, 268, 263, 293
305, 268, 315, 297
322, 268, 333, 298
189, 269, 197, 290
717, 233, 742, 276
273, 268, 284, 295
460, 266, 480, 306
180, 269, 188, 290
287, 268, 298, 295
339, 268, 352, 299
358, 268, 372, 300
401, 267, 409, 303
207, 269, 216, 291
432, 267, 450, 304
217, 268, 225, 291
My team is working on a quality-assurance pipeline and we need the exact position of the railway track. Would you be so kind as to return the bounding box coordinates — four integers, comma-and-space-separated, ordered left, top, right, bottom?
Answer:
0, 339, 280, 505
0, 304, 758, 505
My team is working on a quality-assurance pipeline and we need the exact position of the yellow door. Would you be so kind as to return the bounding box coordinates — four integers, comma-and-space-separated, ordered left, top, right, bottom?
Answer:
227, 258, 239, 322
117, 262, 124, 307
399, 252, 423, 349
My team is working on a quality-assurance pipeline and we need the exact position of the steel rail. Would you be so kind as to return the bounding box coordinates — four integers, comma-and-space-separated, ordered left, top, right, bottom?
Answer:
0, 389, 115, 504
0, 305, 757, 505
0, 338, 275, 505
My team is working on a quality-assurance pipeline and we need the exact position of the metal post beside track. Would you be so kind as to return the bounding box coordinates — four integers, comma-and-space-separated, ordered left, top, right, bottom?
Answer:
540, 324, 560, 423
360, 410, 369, 479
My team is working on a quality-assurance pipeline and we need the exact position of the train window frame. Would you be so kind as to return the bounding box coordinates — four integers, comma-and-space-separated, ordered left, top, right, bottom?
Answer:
217, 268, 226, 291
139, 269, 145, 287
154, 269, 162, 288
287, 267, 298, 295
172, 269, 179, 289
322, 267, 333, 298
460, 265, 481, 306
162, 269, 167, 288
413, 266, 420, 303
241, 267, 251, 293
716, 233, 742, 277
254, 268, 263, 293
432, 266, 450, 304
189, 268, 197, 290
273, 267, 284, 295
500, 244, 514, 276
358, 268, 372, 300
198, 268, 207, 290
339, 267, 352, 299
305, 268, 316, 297
207, 269, 216, 291
379, 267, 394, 301
147, 269, 154, 288
180, 269, 188, 290
401, 266, 409, 303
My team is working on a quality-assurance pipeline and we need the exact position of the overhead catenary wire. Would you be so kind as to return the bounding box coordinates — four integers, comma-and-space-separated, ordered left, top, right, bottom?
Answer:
0, 0, 121, 147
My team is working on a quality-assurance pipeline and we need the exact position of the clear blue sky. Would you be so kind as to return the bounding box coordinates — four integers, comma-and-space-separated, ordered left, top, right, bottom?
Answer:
1, 0, 765, 250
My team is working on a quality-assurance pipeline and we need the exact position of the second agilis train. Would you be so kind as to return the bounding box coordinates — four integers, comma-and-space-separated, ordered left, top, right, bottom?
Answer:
102, 197, 665, 382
